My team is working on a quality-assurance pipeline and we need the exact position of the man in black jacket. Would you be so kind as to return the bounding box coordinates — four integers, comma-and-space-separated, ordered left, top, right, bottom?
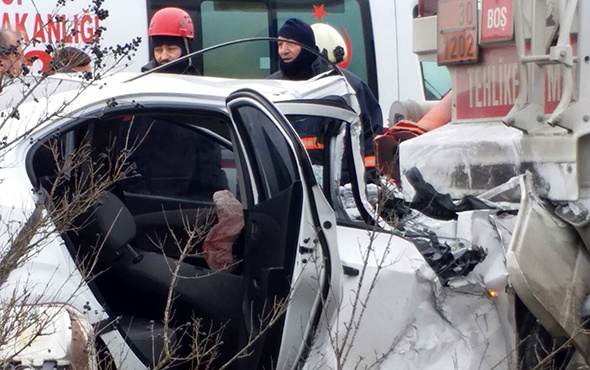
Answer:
269, 18, 383, 182
141, 7, 199, 75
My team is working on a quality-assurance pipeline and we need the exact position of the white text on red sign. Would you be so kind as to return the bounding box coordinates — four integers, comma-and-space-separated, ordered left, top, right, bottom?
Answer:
480, 0, 513, 42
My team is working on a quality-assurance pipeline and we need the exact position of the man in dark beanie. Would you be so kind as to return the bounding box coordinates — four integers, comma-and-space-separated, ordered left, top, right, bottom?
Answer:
269, 18, 383, 183
141, 7, 198, 75
274, 18, 318, 80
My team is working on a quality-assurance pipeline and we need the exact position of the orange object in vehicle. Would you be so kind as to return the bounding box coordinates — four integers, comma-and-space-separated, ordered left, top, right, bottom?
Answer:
374, 93, 452, 184
203, 190, 244, 272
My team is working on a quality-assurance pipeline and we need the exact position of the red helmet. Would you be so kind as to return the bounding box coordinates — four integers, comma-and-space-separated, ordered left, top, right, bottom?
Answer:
148, 7, 194, 39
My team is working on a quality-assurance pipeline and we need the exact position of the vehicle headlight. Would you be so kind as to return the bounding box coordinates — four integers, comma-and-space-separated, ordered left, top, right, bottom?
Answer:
0, 305, 97, 369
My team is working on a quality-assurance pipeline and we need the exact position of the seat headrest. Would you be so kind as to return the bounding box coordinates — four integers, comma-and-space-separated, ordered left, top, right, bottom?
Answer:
89, 191, 136, 252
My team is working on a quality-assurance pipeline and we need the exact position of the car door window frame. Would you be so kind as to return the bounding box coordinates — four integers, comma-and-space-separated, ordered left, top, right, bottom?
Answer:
276, 101, 375, 224
227, 89, 338, 369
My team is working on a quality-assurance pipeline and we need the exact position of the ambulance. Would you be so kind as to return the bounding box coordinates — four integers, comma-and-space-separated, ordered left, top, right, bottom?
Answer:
1, 0, 451, 124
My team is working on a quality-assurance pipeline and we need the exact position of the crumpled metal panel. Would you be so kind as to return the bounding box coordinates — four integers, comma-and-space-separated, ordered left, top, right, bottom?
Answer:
308, 210, 516, 370
508, 174, 590, 358
398, 121, 579, 201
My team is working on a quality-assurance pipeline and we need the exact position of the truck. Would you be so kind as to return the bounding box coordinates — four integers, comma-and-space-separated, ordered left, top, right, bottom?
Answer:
377, 0, 590, 368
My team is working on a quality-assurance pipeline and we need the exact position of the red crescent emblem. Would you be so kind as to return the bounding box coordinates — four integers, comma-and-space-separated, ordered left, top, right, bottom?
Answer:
338, 25, 352, 69
25, 50, 52, 72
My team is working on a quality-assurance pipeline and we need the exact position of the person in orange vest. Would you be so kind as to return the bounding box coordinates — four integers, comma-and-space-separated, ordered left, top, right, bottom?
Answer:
269, 18, 383, 183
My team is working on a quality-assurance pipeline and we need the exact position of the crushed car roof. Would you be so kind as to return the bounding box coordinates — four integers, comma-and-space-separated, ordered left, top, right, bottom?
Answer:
0, 72, 356, 145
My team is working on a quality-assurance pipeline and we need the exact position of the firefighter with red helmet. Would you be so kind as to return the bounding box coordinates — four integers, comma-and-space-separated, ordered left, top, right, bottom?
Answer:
142, 7, 199, 74
127, 8, 227, 201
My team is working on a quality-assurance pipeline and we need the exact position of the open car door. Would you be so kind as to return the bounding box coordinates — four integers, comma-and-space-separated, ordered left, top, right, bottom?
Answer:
226, 89, 342, 370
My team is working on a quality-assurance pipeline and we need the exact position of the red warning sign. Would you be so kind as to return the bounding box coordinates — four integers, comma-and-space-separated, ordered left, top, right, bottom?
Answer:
437, 0, 479, 65
480, 0, 513, 43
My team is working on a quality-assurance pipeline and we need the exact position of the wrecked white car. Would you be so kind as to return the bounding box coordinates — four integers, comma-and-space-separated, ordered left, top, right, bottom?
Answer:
0, 44, 575, 370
